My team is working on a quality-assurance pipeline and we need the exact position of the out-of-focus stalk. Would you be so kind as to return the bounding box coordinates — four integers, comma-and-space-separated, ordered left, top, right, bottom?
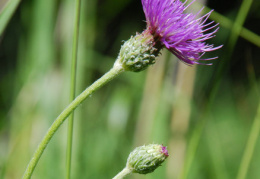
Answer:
236, 102, 260, 179
179, 0, 254, 178
0, 0, 21, 35
66, 0, 81, 178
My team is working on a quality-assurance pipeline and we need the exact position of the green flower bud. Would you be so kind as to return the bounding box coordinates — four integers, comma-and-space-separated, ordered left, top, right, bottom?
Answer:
126, 144, 169, 174
115, 30, 162, 72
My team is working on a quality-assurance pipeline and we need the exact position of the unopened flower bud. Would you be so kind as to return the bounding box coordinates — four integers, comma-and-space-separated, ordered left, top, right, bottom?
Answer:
126, 144, 169, 174
115, 30, 161, 72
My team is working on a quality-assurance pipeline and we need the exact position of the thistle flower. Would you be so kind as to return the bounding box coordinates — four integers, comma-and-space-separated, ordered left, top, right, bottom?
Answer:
116, 0, 222, 71
126, 144, 169, 174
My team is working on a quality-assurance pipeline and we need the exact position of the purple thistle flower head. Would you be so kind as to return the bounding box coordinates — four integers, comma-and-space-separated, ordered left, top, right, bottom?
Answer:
115, 0, 222, 72
141, 0, 222, 65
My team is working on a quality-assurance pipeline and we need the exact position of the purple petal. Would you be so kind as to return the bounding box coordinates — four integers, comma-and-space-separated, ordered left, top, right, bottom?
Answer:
141, 0, 222, 65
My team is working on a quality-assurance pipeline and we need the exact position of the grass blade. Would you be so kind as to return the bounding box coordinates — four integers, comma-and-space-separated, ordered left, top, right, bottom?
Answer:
66, 0, 82, 178
0, 0, 21, 36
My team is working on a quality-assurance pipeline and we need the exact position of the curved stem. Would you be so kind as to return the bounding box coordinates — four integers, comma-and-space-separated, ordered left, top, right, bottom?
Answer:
113, 168, 132, 179
22, 64, 124, 179
66, 0, 82, 178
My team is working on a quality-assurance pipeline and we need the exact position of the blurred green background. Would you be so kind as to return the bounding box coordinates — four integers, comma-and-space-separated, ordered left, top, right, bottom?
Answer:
0, 0, 260, 178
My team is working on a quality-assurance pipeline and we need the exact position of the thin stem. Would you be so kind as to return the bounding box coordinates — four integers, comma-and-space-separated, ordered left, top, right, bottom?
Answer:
22, 64, 125, 179
66, 0, 81, 178
236, 102, 260, 179
112, 168, 132, 179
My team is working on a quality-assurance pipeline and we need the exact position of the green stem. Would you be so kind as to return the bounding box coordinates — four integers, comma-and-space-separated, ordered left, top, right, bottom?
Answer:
112, 168, 132, 179
66, 0, 81, 178
236, 102, 260, 179
22, 64, 125, 179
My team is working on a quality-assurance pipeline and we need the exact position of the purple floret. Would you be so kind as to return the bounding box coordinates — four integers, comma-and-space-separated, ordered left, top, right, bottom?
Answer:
141, 0, 222, 65
161, 145, 169, 157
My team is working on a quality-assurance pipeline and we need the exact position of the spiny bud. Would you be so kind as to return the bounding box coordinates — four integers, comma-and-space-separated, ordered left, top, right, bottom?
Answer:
126, 144, 169, 174
115, 30, 161, 72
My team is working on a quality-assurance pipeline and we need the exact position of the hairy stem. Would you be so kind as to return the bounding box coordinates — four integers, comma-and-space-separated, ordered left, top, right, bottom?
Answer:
23, 64, 124, 179
113, 168, 132, 179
